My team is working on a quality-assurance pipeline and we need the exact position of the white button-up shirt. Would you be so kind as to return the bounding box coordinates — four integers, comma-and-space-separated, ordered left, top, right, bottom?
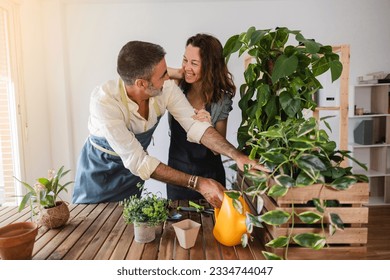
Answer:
88, 78, 211, 180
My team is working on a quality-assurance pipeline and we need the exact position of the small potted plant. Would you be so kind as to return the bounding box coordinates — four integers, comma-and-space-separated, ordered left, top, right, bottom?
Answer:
15, 166, 73, 229
121, 184, 170, 243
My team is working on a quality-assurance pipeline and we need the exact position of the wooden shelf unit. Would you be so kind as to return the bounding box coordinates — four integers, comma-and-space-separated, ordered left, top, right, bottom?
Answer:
349, 83, 390, 205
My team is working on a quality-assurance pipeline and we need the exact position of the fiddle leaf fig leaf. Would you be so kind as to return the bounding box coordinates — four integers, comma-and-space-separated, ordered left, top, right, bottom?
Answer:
260, 210, 291, 226
265, 236, 289, 248
271, 54, 298, 84
329, 213, 344, 230
297, 211, 322, 224
262, 251, 283, 260
293, 233, 326, 250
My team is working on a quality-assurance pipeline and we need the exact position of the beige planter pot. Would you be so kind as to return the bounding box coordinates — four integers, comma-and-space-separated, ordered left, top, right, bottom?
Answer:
0, 222, 38, 260
172, 219, 201, 249
134, 223, 156, 243
38, 201, 70, 229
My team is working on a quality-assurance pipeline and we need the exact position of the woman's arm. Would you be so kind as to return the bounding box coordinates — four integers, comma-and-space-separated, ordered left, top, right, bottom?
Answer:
167, 67, 183, 82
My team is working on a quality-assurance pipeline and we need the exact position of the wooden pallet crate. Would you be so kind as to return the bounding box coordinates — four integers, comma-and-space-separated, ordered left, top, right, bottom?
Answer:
237, 173, 370, 260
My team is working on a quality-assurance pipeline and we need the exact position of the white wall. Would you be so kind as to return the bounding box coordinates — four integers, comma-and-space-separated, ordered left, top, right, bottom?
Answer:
17, 0, 390, 201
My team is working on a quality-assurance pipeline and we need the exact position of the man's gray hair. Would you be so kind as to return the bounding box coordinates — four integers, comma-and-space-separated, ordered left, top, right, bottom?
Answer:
117, 41, 166, 85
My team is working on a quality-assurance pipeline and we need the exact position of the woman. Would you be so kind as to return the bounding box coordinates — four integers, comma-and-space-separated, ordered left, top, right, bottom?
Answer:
167, 33, 236, 200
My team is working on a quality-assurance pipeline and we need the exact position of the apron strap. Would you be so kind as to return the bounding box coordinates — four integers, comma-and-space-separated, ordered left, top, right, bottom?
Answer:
89, 138, 119, 157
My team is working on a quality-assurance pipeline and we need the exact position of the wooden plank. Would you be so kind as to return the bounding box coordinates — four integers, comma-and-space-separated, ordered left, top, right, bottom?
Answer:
32, 204, 88, 259
0, 206, 31, 227
0, 206, 16, 218
274, 183, 369, 205
263, 193, 369, 224
79, 203, 123, 260
110, 224, 134, 260
200, 211, 221, 259
189, 210, 206, 260
46, 203, 108, 260
94, 208, 128, 260
267, 227, 368, 244
125, 239, 145, 260
157, 220, 175, 260
61, 203, 116, 260
141, 225, 163, 260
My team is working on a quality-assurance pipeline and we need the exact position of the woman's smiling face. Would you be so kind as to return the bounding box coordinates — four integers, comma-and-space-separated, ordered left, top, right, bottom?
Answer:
182, 44, 202, 84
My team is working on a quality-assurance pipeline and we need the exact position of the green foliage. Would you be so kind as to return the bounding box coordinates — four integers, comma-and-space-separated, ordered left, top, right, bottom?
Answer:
15, 166, 73, 212
121, 184, 170, 227
223, 26, 343, 150
223, 26, 369, 260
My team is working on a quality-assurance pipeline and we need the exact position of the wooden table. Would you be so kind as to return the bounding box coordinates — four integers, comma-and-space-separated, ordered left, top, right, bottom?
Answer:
0, 201, 264, 260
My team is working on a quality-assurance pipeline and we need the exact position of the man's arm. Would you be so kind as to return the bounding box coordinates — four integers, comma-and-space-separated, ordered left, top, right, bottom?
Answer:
151, 163, 225, 208
200, 127, 269, 172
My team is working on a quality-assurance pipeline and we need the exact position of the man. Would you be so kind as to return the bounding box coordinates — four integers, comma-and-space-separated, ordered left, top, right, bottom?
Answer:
72, 41, 267, 208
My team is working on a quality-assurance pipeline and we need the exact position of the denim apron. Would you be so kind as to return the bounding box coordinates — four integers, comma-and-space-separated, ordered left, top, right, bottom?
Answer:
72, 88, 161, 204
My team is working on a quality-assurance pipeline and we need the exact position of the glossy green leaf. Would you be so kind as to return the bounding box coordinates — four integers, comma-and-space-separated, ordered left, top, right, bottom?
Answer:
267, 184, 289, 198
329, 60, 343, 82
293, 233, 326, 250
329, 213, 344, 230
274, 174, 295, 188
296, 154, 327, 171
262, 251, 283, 260
261, 210, 291, 226
298, 211, 322, 224
265, 236, 289, 248
329, 176, 358, 190
312, 198, 325, 213
271, 54, 298, 83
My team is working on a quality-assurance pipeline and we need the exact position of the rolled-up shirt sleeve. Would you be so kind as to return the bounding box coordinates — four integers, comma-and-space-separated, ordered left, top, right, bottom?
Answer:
163, 80, 211, 143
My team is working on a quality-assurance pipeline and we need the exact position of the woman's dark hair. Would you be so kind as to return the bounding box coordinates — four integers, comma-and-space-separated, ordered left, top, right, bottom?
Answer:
180, 33, 236, 104
117, 41, 166, 85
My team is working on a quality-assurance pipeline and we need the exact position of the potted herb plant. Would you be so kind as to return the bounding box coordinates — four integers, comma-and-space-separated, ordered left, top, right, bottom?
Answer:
15, 166, 73, 229
121, 184, 170, 243
222, 27, 369, 259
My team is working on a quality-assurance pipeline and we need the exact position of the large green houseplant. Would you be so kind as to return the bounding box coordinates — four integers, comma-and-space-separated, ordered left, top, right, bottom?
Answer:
223, 27, 368, 259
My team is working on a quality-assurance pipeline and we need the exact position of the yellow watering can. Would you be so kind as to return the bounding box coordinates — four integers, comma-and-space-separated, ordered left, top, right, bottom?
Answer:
213, 192, 251, 246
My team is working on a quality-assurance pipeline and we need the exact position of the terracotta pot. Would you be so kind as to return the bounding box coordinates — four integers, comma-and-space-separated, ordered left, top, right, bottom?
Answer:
213, 192, 251, 246
133, 222, 156, 243
0, 222, 38, 260
38, 201, 70, 229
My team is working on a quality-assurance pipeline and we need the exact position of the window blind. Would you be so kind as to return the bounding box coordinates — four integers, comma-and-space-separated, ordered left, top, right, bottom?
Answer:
0, 7, 17, 206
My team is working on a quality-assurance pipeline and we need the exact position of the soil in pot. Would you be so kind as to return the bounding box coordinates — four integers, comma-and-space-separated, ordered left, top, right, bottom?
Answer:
0, 222, 38, 260
38, 201, 70, 229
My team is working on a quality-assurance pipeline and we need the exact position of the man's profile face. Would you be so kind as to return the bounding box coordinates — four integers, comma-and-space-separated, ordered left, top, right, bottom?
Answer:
146, 59, 169, 97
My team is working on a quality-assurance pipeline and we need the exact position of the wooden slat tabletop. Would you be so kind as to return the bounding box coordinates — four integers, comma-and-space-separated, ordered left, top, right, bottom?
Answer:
0, 201, 264, 260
